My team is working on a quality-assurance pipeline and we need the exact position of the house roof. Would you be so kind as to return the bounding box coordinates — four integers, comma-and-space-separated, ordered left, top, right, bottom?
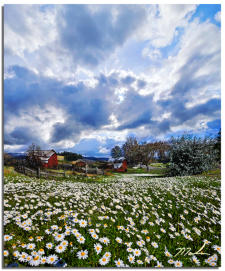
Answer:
71, 159, 86, 165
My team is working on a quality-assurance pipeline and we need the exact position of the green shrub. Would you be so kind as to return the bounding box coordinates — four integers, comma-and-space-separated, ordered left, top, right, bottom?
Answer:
168, 135, 218, 176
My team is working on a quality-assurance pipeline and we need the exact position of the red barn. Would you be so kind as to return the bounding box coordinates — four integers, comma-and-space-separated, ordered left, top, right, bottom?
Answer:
33, 150, 58, 168
108, 157, 127, 172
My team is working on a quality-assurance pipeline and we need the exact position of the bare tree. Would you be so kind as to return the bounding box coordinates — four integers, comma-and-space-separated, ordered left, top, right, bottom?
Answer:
122, 136, 140, 166
26, 143, 42, 169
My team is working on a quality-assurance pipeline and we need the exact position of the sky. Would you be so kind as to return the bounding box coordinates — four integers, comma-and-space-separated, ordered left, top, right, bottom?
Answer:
4, 4, 221, 157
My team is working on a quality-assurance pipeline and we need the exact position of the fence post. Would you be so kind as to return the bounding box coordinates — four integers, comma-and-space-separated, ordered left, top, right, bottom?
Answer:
37, 167, 40, 178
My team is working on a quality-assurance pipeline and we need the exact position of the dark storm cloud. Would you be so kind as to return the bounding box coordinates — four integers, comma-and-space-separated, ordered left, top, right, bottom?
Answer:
57, 5, 147, 67
5, 127, 37, 145
121, 75, 136, 85
4, 66, 117, 146
4, 63, 221, 150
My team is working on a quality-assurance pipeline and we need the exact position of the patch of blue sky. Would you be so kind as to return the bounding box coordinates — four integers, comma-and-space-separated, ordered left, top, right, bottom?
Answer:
159, 27, 184, 59
207, 119, 221, 130
116, 39, 155, 73
189, 4, 221, 27
164, 125, 219, 140
39, 4, 54, 13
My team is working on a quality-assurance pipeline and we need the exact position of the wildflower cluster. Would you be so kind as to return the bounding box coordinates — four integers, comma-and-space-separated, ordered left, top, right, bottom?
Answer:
4, 174, 221, 267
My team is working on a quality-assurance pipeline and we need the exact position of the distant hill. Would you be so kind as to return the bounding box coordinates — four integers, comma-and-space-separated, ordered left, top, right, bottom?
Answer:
7, 153, 109, 162
84, 157, 109, 162
7, 152, 27, 159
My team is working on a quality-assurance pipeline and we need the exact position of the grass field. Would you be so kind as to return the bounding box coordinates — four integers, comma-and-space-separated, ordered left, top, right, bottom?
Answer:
3, 171, 221, 267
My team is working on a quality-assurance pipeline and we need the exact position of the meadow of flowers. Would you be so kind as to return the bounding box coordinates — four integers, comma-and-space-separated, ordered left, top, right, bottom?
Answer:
4, 174, 221, 267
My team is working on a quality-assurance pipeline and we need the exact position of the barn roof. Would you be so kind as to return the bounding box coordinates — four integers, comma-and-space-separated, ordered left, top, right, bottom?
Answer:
33, 150, 56, 163
108, 157, 126, 163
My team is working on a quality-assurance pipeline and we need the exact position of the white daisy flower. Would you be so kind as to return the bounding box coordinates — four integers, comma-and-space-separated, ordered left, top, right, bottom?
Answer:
46, 243, 53, 249
27, 243, 36, 250
174, 260, 183, 267
94, 243, 102, 255
47, 254, 58, 264
4, 235, 12, 241
133, 249, 141, 257
77, 236, 85, 244
99, 237, 110, 245
128, 254, 135, 264
99, 256, 110, 266
212, 245, 221, 254
4, 250, 9, 257
115, 259, 124, 267
77, 250, 88, 259
79, 219, 87, 228
55, 244, 66, 253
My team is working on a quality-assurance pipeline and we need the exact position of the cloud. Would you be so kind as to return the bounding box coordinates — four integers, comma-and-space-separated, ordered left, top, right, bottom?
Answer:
57, 5, 147, 68
214, 11, 221, 22
4, 4, 221, 155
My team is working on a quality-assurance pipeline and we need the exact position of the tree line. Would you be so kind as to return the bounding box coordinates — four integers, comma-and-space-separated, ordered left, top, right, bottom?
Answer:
111, 130, 221, 175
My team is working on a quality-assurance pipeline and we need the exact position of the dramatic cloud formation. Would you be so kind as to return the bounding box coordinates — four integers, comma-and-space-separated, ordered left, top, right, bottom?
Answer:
4, 4, 221, 156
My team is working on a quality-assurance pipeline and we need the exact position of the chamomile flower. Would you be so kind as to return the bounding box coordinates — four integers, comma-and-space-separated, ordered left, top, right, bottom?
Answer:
40, 257, 47, 264
128, 254, 135, 264
133, 249, 141, 257
38, 248, 45, 255
137, 259, 143, 265
103, 251, 111, 258
77, 236, 85, 244
174, 260, 183, 267
29, 255, 41, 266
47, 254, 58, 264
99, 256, 110, 266
94, 243, 102, 255
4, 250, 9, 257
61, 240, 68, 247
27, 243, 36, 250
212, 245, 221, 254
168, 259, 174, 264
55, 233, 64, 241
116, 237, 122, 243
99, 237, 110, 245
164, 250, 172, 257
46, 243, 53, 249
115, 259, 124, 267
36, 236, 43, 241
156, 261, 164, 267
127, 247, 133, 253
4, 235, 12, 241
79, 219, 87, 228
192, 256, 200, 266
77, 250, 88, 259
203, 239, 211, 245
91, 233, 98, 240
209, 261, 217, 267
19, 252, 28, 262
151, 242, 158, 248
55, 244, 66, 253
51, 225, 58, 230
